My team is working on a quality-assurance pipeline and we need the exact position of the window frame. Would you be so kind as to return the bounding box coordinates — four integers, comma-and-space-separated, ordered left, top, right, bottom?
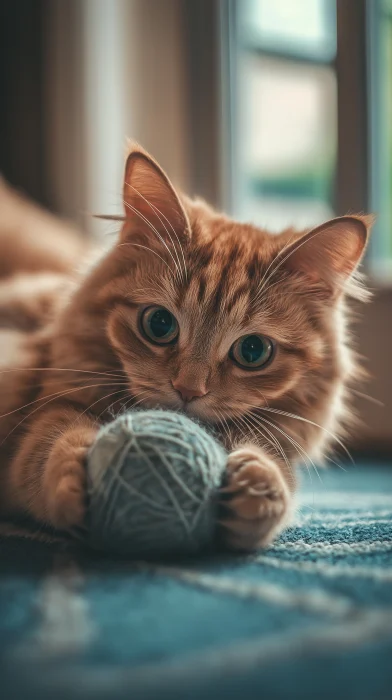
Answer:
366, 0, 392, 280
219, 0, 376, 265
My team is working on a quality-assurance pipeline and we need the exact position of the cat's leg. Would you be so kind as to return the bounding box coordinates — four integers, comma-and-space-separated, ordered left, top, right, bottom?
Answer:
220, 445, 294, 551
4, 406, 99, 530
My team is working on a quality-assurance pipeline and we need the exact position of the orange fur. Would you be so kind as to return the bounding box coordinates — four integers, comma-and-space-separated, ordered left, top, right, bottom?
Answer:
0, 146, 371, 550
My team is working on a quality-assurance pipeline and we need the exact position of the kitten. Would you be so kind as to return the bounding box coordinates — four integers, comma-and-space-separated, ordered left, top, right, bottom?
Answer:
0, 145, 371, 550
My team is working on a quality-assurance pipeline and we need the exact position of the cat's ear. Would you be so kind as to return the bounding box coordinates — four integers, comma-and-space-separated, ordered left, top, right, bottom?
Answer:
121, 143, 190, 243
282, 215, 372, 298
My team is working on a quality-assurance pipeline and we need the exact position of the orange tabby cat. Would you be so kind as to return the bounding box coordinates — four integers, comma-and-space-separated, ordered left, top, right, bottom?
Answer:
0, 145, 371, 550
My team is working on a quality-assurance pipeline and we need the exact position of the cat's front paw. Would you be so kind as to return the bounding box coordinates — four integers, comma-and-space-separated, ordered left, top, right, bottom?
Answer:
219, 446, 292, 551
43, 429, 97, 531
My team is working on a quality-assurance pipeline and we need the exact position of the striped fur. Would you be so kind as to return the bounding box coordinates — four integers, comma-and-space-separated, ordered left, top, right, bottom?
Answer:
0, 145, 372, 551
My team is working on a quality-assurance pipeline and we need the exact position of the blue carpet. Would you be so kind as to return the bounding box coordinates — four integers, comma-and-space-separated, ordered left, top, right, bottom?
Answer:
1, 463, 392, 699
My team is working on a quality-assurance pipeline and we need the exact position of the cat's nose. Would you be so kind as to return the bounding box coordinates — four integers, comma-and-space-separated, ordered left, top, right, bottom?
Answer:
171, 380, 208, 403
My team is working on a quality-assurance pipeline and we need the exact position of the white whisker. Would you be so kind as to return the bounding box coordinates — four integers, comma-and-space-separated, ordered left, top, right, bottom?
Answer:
0, 368, 127, 378
0, 380, 130, 421
243, 412, 293, 478
253, 233, 297, 303
125, 184, 187, 283
211, 408, 232, 449
264, 414, 317, 475
254, 401, 354, 466
118, 242, 175, 278
123, 200, 181, 280
70, 387, 133, 427
351, 389, 384, 407
250, 411, 322, 485
0, 382, 131, 448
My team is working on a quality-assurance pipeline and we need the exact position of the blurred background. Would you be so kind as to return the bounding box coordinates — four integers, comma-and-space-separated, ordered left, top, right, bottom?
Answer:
0, 0, 391, 457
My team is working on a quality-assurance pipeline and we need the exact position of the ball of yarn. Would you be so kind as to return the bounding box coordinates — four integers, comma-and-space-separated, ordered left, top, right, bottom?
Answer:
86, 410, 227, 558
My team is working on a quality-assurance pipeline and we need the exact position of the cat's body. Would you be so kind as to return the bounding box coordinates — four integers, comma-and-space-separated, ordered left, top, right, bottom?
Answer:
0, 146, 371, 549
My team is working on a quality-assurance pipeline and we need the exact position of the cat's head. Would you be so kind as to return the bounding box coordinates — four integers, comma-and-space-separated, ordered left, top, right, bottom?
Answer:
100, 144, 371, 426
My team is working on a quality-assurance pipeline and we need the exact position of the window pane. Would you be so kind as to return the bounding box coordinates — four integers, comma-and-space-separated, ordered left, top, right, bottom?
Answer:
386, 19, 392, 257
236, 56, 337, 230
240, 0, 336, 61
369, 5, 392, 276
383, 0, 392, 15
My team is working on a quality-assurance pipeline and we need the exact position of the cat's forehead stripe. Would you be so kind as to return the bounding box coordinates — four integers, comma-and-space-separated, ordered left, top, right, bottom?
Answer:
246, 257, 260, 282
226, 283, 250, 313
189, 241, 266, 310
181, 264, 253, 326
197, 273, 207, 305
209, 256, 236, 315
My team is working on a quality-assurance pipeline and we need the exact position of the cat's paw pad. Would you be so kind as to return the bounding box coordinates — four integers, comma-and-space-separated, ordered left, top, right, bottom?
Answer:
219, 446, 291, 551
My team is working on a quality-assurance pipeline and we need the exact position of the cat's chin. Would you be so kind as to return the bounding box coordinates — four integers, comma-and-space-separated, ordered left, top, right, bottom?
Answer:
181, 402, 216, 422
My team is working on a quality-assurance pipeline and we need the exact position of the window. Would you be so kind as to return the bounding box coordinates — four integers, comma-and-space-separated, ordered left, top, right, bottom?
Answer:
230, 0, 337, 231
368, 0, 392, 278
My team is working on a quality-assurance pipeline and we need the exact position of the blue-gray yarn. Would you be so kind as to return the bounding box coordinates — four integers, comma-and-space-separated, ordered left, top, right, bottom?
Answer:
86, 410, 227, 558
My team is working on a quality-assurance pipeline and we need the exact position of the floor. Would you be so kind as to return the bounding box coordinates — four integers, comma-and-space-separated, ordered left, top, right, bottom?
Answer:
1, 463, 392, 700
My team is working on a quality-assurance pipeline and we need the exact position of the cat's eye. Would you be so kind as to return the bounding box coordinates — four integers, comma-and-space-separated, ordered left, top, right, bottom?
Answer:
230, 334, 274, 370
140, 306, 179, 345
